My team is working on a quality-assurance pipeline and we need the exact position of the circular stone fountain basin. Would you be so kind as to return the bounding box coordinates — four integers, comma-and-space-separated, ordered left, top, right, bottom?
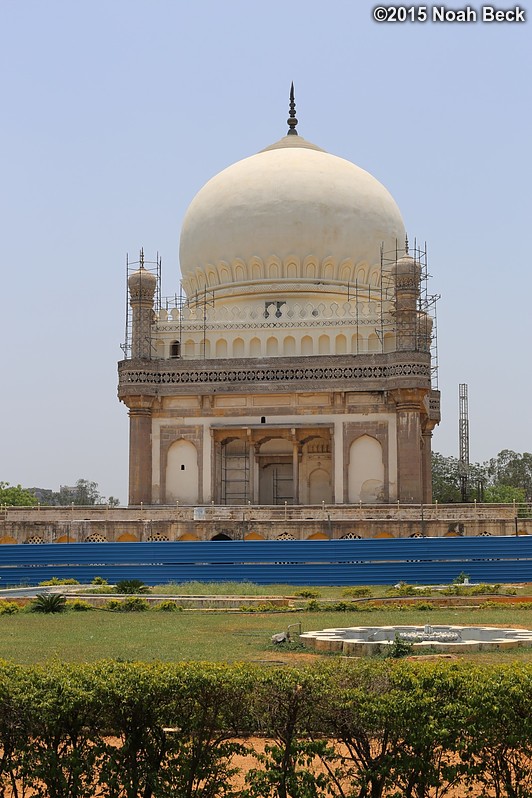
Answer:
299, 625, 532, 656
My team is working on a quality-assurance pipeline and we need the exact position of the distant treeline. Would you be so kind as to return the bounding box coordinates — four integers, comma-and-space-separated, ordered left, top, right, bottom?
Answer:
433, 448, 532, 503
0, 659, 530, 797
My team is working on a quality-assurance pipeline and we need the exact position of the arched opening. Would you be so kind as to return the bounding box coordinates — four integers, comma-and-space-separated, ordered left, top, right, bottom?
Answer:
250, 337, 261, 357
266, 337, 278, 356
367, 333, 380, 353
284, 336, 296, 356
336, 334, 347, 354
245, 531, 265, 540
170, 340, 181, 358
166, 439, 199, 504
178, 532, 200, 541
308, 468, 332, 504
307, 531, 329, 540
116, 532, 139, 542
215, 339, 228, 358
318, 335, 330, 355
259, 438, 293, 504
372, 531, 394, 538
221, 438, 249, 504
301, 336, 313, 355
233, 337, 245, 357
0, 536, 17, 544
348, 435, 385, 503
211, 532, 232, 541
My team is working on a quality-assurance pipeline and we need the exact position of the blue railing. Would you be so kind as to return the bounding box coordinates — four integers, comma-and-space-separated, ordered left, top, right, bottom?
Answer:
0, 537, 531, 586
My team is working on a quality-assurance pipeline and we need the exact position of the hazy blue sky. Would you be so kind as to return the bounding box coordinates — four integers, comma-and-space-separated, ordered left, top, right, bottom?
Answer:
1, 1, 530, 503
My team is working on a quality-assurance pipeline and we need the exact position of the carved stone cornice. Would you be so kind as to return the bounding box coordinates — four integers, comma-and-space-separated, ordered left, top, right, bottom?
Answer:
118, 352, 432, 398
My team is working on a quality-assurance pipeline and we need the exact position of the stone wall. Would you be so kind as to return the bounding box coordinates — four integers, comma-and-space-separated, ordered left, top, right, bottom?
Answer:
0, 504, 529, 544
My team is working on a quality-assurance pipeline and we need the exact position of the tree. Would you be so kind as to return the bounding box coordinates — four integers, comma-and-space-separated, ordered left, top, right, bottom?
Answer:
486, 450, 532, 501
34, 480, 121, 507
0, 482, 38, 506
431, 454, 461, 503
484, 484, 526, 503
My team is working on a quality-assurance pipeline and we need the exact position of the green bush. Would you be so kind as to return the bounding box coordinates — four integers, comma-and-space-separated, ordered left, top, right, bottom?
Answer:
239, 602, 289, 613
293, 589, 321, 599
106, 596, 149, 612
341, 586, 373, 598
385, 634, 414, 658
413, 601, 434, 611
91, 576, 108, 585
66, 599, 94, 612
153, 599, 183, 612
114, 579, 150, 594
0, 600, 20, 614
0, 660, 529, 798
38, 577, 80, 586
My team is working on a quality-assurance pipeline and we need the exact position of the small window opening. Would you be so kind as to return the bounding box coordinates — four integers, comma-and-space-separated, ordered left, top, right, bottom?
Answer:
170, 340, 181, 358
261, 416, 266, 424
180, 464, 185, 471
264, 301, 285, 319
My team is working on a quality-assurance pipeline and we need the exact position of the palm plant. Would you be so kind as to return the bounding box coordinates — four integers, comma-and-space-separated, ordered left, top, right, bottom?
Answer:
30, 593, 67, 613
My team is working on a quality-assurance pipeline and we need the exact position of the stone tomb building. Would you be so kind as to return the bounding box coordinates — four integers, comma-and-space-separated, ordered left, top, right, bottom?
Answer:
118, 102, 440, 508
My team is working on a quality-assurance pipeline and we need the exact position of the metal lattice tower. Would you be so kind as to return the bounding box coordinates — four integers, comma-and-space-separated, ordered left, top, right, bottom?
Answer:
459, 383, 470, 502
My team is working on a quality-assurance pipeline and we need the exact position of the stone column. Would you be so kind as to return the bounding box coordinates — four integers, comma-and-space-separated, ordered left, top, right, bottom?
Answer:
292, 437, 300, 505
421, 424, 435, 503
392, 389, 425, 504
333, 421, 344, 503
128, 397, 153, 505
252, 443, 261, 504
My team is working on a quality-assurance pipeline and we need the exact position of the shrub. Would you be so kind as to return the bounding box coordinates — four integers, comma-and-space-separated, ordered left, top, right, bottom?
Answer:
453, 571, 470, 584
38, 578, 80, 586
0, 600, 20, 614
30, 593, 67, 613
341, 586, 373, 598
293, 589, 321, 599
91, 576, 108, 585
240, 602, 289, 613
305, 599, 322, 612
115, 579, 150, 594
386, 634, 414, 658
329, 601, 356, 612
66, 599, 93, 612
153, 600, 183, 612
413, 602, 434, 611
105, 597, 149, 612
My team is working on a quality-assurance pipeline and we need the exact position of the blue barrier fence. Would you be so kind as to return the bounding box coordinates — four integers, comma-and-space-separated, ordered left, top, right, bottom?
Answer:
0, 537, 531, 586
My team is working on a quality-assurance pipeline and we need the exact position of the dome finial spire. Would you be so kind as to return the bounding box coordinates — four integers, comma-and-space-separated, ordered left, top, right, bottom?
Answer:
405, 234, 409, 255
287, 82, 298, 135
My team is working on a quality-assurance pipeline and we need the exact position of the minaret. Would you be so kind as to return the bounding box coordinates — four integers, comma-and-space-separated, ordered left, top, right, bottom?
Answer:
128, 249, 157, 360
393, 238, 422, 351
391, 239, 427, 503
126, 249, 157, 504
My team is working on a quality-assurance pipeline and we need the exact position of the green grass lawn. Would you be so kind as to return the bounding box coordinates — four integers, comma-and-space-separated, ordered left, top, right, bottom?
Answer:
1, 603, 532, 665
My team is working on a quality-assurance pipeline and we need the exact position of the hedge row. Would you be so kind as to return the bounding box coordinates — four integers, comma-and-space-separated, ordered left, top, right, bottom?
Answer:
0, 659, 530, 798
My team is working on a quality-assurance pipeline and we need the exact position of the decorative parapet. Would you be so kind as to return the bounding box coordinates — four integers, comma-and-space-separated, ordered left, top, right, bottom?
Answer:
1, 503, 523, 523
155, 298, 395, 331
118, 352, 432, 397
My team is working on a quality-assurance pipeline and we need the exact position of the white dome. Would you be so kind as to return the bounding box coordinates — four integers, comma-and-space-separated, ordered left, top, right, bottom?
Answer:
179, 136, 405, 295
